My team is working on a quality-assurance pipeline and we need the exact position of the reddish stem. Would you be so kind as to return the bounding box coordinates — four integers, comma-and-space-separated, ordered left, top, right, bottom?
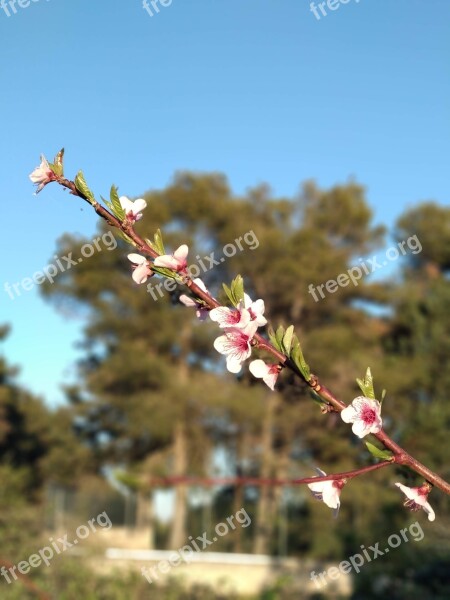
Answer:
149, 462, 392, 487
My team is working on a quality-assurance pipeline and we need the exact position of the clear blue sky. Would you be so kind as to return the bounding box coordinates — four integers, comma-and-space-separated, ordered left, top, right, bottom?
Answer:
1, 0, 449, 406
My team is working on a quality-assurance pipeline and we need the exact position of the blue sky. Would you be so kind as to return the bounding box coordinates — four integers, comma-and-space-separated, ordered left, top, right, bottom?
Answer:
1, 0, 449, 407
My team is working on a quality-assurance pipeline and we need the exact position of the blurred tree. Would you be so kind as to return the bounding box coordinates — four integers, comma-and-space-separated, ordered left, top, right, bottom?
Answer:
38, 174, 449, 569
0, 325, 91, 492
381, 203, 450, 503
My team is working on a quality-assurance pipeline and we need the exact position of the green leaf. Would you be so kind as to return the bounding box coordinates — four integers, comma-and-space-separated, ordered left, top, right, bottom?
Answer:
153, 229, 165, 255
116, 230, 135, 246
152, 266, 180, 281
356, 367, 376, 399
49, 148, 64, 177
144, 237, 157, 252
290, 338, 311, 382
231, 275, 245, 304
282, 325, 294, 354
380, 389, 387, 404
267, 326, 279, 350
74, 170, 95, 204
275, 325, 285, 347
110, 185, 126, 220
222, 283, 235, 306
365, 442, 394, 461
222, 276, 245, 307
101, 194, 114, 212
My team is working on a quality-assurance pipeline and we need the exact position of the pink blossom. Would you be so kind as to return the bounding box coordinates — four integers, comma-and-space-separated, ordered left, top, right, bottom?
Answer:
119, 196, 147, 222
179, 278, 209, 320
249, 359, 280, 391
213, 322, 258, 373
127, 253, 153, 284
395, 482, 435, 521
29, 155, 56, 194
340, 396, 382, 438
154, 245, 189, 272
307, 468, 345, 517
243, 293, 267, 327
210, 293, 267, 330
209, 305, 251, 329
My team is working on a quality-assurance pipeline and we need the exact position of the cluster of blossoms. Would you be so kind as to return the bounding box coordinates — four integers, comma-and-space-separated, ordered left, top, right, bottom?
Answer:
117, 196, 281, 388
306, 399, 435, 520
306, 470, 435, 521
28, 160, 439, 522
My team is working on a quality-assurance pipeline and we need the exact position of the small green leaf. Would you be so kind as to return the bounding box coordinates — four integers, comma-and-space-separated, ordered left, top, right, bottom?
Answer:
267, 326, 279, 350
144, 237, 157, 252
282, 325, 294, 354
153, 229, 166, 255
110, 185, 126, 220
231, 275, 245, 304
49, 148, 64, 177
74, 170, 95, 204
152, 265, 181, 281
222, 283, 235, 306
365, 441, 394, 461
116, 230, 135, 246
275, 325, 285, 347
380, 389, 386, 404
356, 367, 376, 399
290, 338, 311, 382
101, 194, 114, 212
222, 276, 245, 307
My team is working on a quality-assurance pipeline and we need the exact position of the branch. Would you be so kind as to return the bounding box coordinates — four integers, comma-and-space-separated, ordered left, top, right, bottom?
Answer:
52, 174, 450, 498
148, 462, 392, 487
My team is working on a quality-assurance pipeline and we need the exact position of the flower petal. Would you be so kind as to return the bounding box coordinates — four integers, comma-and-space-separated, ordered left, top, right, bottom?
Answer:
174, 244, 189, 262
249, 359, 270, 378
128, 253, 146, 265
423, 502, 436, 522
340, 405, 358, 423
322, 483, 340, 509
120, 196, 133, 211
308, 481, 326, 494
132, 263, 151, 284
132, 198, 147, 214
153, 255, 179, 269
179, 294, 196, 307
352, 419, 370, 438
213, 334, 229, 355
226, 357, 244, 373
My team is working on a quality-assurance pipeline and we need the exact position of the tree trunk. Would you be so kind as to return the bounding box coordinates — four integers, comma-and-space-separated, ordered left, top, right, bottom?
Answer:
273, 438, 291, 556
169, 420, 188, 549
169, 320, 192, 549
135, 490, 155, 549
232, 428, 250, 553
253, 394, 278, 555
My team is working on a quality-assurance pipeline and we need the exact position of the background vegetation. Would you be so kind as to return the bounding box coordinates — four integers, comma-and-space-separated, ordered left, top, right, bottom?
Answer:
1, 176, 449, 598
